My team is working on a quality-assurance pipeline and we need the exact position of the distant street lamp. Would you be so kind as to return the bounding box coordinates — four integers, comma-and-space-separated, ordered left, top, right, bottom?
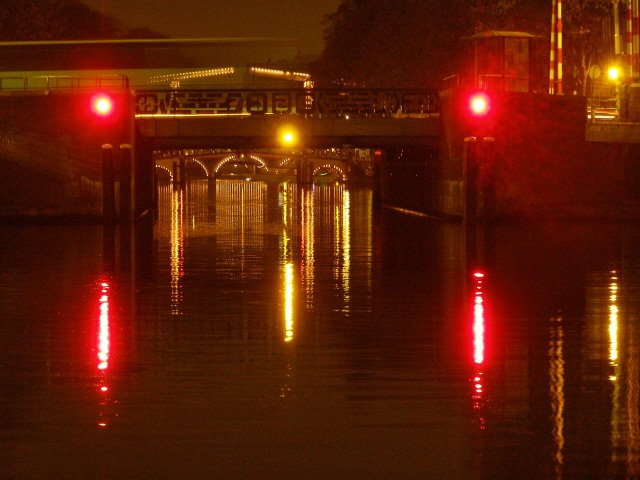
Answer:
278, 126, 298, 147
608, 66, 621, 82
608, 64, 623, 118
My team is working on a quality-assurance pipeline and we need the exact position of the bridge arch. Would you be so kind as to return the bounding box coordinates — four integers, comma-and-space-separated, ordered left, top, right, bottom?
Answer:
155, 165, 173, 180
313, 163, 347, 182
187, 158, 210, 177
213, 154, 269, 174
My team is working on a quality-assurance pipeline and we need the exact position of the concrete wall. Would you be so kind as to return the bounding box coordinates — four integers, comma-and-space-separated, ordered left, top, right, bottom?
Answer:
437, 90, 640, 220
0, 90, 132, 219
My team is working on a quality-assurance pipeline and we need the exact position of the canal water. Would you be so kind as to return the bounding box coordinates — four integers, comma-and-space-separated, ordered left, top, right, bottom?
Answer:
1, 179, 640, 479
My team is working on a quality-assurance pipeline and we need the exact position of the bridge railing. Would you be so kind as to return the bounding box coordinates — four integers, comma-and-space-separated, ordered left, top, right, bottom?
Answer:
134, 88, 439, 117
586, 95, 619, 122
0, 75, 128, 92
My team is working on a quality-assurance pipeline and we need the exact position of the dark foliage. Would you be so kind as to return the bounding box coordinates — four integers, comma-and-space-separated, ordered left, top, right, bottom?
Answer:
0, 0, 162, 40
314, 0, 614, 93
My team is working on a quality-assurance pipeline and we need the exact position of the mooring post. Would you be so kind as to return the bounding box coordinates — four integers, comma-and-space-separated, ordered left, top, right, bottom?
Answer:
102, 144, 115, 222
463, 137, 479, 221
119, 144, 132, 223
464, 136, 497, 221
479, 137, 496, 220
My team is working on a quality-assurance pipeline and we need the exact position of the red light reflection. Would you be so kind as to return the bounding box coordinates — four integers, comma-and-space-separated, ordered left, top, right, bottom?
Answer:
95, 278, 116, 429
470, 270, 488, 431
473, 271, 486, 365
97, 281, 110, 371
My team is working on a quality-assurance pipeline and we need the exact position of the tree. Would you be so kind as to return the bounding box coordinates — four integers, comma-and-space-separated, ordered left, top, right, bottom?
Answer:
0, 0, 161, 40
315, 0, 612, 95
562, 0, 612, 95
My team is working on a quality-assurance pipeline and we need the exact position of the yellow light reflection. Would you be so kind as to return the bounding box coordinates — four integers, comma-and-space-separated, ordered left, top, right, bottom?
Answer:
549, 315, 565, 479
610, 274, 619, 366
301, 187, 314, 309
284, 262, 294, 342
215, 180, 266, 280
610, 271, 624, 465
341, 189, 351, 309
170, 189, 185, 315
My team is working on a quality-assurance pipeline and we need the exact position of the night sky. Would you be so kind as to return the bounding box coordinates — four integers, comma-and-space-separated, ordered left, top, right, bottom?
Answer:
81, 0, 341, 56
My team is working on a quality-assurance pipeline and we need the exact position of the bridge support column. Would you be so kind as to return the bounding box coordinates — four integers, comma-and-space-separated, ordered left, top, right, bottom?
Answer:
207, 174, 216, 221
297, 157, 314, 184
102, 144, 116, 223
179, 156, 187, 190
372, 149, 384, 208
172, 161, 179, 190
266, 182, 280, 223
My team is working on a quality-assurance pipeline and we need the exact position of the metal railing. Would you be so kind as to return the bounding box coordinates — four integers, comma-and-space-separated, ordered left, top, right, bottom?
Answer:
134, 88, 440, 117
0, 75, 129, 92
586, 95, 619, 122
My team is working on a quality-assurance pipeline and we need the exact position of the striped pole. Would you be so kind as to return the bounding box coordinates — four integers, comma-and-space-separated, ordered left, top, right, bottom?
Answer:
557, 0, 563, 94
614, 0, 621, 55
549, 0, 557, 94
628, 0, 634, 79
634, 0, 639, 80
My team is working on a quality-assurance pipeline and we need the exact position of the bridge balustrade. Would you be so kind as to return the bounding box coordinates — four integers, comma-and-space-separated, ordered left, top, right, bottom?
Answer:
134, 88, 439, 118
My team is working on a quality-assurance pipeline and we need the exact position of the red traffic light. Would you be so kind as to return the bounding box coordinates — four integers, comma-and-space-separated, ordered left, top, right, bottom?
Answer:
468, 92, 491, 117
90, 93, 115, 117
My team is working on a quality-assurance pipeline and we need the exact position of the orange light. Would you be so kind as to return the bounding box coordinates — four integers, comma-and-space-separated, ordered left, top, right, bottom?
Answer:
90, 93, 114, 117
469, 92, 491, 117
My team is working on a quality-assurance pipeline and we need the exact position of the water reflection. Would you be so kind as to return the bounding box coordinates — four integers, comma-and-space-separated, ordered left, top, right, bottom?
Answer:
11, 185, 640, 478
95, 277, 116, 429
549, 314, 565, 479
300, 186, 315, 309
603, 270, 640, 477
170, 189, 185, 316
470, 270, 488, 435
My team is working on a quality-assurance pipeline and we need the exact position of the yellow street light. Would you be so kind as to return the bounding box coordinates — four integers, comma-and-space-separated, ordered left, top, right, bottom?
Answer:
608, 66, 621, 82
278, 126, 298, 147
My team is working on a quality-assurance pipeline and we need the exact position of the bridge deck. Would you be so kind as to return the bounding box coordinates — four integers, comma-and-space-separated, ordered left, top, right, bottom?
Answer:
136, 115, 440, 148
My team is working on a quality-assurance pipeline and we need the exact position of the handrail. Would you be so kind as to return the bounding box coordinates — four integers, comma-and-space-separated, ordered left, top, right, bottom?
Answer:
134, 88, 440, 117
0, 75, 129, 91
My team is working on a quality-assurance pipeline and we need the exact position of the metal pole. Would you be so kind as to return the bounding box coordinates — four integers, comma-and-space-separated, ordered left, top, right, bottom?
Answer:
179, 155, 186, 190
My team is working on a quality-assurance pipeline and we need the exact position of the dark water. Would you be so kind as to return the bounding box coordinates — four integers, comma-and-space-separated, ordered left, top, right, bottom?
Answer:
2, 179, 640, 479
